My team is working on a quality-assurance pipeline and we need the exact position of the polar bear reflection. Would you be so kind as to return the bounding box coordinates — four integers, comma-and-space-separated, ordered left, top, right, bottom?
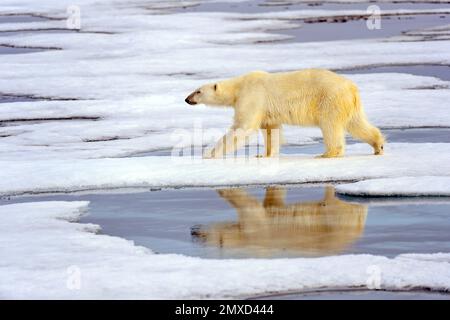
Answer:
192, 187, 367, 257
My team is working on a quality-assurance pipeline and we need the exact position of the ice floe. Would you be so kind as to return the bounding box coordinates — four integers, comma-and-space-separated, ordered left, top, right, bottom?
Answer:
0, 1, 449, 163
0, 143, 449, 196
1, 200, 449, 299
336, 176, 450, 197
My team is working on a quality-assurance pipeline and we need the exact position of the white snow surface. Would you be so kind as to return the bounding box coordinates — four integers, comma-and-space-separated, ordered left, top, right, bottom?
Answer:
1, 201, 449, 299
336, 176, 450, 196
1, 143, 449, 195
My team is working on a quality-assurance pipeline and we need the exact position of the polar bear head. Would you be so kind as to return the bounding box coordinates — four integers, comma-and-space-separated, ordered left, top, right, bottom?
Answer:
185, 80, 237, 107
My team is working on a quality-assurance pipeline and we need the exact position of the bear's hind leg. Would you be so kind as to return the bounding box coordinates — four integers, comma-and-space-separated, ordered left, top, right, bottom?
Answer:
347, 114, 385, 155
318, 123, 345, 158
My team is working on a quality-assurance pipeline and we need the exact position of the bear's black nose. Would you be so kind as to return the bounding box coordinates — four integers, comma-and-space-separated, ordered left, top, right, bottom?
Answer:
185, 97, 197, 105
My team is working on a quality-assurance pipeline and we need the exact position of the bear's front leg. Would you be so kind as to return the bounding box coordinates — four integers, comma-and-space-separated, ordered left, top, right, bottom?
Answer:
205, 102, 263, 159
260, 125, 282, 157
204, 127, 256, 159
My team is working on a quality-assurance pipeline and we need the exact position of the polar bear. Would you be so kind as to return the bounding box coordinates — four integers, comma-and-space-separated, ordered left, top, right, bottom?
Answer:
185, 69, 384, 158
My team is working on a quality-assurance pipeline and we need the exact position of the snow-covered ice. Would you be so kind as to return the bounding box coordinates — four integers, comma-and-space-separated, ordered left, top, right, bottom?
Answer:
0, 143, 449, 195
0, 0, 449, 163
336, 176, 450, 197
1, 201, 449, 299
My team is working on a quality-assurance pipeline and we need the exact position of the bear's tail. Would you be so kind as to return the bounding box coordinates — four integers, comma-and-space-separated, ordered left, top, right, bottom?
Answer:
347, 85, 385, 155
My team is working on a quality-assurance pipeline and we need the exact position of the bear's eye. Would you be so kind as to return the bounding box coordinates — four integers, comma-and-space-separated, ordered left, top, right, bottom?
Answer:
196, 90, 201, 94
214, 84, 217, 91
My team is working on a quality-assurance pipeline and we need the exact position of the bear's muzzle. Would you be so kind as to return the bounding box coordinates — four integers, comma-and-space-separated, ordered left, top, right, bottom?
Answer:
185, 93, 197, 105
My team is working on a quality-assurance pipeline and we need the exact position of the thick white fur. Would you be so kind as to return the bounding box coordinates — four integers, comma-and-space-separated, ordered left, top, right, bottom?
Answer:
186, 69, 384, 158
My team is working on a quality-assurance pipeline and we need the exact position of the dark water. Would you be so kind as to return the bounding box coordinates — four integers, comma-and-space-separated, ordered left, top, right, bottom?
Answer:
0, 94, 44, 103
342, 65, 450, 81
0, 15, 50, 24
4, 186, 450, 259
0, 45, 47, 55
0, 29, 75, 37
254, 289, 450, 300
178, 0, 450, 42
280, 15, 449, 43
178, 1, 449, 14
